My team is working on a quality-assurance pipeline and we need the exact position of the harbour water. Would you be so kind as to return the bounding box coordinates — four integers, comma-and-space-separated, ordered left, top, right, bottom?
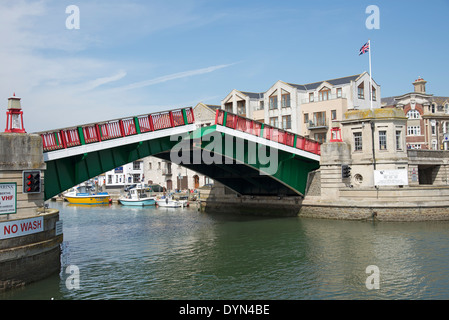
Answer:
1, 201, 449, 300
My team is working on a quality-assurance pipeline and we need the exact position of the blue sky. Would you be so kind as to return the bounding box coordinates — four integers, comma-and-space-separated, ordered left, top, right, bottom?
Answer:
1, 0, 448, 132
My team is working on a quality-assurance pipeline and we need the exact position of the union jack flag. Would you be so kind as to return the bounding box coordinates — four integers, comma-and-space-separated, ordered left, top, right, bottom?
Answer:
359, 41, 370, 55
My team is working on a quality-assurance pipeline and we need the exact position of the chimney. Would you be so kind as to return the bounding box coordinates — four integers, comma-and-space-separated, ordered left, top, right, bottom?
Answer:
413, 77, 427, 93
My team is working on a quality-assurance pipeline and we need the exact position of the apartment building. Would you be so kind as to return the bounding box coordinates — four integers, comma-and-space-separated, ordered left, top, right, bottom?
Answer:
221, 72, 381, 143
382, 77, 449, 150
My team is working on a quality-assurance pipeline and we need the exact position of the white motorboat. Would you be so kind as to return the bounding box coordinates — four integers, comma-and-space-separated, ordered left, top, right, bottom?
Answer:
118, 184, 156, 206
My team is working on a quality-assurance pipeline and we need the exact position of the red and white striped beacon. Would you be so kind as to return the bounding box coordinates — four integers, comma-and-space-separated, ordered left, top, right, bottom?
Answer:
5, 93, 26, 133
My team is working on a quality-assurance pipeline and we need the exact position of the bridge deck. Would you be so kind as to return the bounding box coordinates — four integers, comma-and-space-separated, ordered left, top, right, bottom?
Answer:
37, 107, 321, 199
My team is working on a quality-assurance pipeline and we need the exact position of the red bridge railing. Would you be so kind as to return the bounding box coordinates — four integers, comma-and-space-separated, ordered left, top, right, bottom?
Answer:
39, 107, 195, 152
215, 109, 321, 156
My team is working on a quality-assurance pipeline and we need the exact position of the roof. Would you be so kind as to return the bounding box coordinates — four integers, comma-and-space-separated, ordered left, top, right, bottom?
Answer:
381, 96, 396, 106
205, 104, 220, 110
381, 95, 449, 107
240, 91, 264, 99
287, 74, 362, 91
430, 96, 449, 106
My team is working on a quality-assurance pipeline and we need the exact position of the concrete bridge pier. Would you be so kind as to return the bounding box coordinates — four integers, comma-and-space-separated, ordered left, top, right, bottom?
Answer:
0, 130, 63, 292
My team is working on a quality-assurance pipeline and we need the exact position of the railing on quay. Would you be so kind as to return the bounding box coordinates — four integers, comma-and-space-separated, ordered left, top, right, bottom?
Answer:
215, 109, 321, 156
39, 107, 195, 152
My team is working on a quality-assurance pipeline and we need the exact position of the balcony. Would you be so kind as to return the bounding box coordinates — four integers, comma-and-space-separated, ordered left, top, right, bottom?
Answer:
307, 120, 329, 130
302, 93, 347, 104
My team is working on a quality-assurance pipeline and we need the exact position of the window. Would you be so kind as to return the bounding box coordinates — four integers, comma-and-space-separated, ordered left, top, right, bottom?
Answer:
431, 121, 436, 135
108, 175, 113, 184
281, 94, 291, 108
269, 117, 279, 127
259, 101, 264, 110
269, 95, 278, 109
379, 131, 387, 150
432, 140, 438, 150
396, 130, 402, 150
304, 113, 309, 124
407, 110, 420, 119
445, 104, 449, 114
224, 102, 232, 113
331, 110, 337, 120
309, 92, 314, 103
431, 104, 436, 113
354, 132, 362, 151
336, 88, 342, 98
314, 133, 326, 143
358, 83, 365, 99
408, 144, 422, 149
407, 126, 421, 136
133, 161, 141, 170
282, 115, 291, 129
444, 121, 449, 134
319, 88, 330, 101
313, 111, 326, 126
372, 87, 377, 101
237, 101, 246, 115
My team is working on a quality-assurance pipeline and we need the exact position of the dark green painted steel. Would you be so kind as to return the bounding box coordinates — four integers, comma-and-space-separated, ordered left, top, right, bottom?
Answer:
194, 127, 319, 195
43, 125, 320, 200
44, 136, 178, 200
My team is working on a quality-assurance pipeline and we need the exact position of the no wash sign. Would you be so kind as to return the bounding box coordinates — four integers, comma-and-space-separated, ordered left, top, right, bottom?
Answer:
0, 217, 44, 240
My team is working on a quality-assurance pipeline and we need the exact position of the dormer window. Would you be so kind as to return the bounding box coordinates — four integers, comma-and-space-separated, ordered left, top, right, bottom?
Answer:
319, 87, 330, 101
358, 83, 365, 99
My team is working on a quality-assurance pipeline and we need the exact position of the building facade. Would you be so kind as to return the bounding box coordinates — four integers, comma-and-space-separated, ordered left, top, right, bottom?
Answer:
104, 160, 144, 190
142, 157, 213, 191
221, 72, 381, 143
382, 77, 449, 150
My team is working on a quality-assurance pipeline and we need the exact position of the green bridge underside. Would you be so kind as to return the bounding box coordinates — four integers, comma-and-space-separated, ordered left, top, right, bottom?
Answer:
44, 126, 319, 200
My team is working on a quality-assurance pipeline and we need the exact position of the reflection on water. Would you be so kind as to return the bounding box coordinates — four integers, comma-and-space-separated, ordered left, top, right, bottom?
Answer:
2, 201, 449, 300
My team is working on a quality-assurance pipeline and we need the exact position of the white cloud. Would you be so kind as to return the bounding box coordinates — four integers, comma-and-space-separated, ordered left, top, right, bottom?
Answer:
113, 63, 236, 92
83, 70, 127, 91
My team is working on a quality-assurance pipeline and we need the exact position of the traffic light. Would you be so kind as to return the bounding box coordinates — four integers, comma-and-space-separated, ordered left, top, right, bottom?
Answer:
341, 165, 351, 179
23, 170, 41, 194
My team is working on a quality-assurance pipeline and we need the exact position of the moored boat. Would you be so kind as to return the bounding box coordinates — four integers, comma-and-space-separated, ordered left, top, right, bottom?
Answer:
156, 194, 188, 208
118, 184, 156, 206
156, 196, 182, 208
64, 185, 110, 205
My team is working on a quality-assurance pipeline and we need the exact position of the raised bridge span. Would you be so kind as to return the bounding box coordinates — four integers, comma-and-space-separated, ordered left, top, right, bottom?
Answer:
36, 107, 321, 200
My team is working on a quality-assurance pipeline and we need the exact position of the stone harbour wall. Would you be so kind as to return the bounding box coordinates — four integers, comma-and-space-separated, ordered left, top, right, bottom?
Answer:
298, 203, 449, 222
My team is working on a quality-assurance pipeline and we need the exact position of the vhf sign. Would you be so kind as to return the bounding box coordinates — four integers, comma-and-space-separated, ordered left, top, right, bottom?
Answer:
23, 170, 42, 194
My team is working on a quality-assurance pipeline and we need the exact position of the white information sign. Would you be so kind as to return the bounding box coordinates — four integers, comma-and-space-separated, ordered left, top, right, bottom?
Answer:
55, 220, 63, 236
0, 216, 44, 240
374, 170, 408, 186
0, 183, 17, 215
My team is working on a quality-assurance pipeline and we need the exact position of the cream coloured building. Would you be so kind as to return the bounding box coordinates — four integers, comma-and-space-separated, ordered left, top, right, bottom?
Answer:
221, 72, 381, 143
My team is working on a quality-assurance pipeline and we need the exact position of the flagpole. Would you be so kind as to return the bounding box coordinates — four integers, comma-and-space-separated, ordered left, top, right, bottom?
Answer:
369, 39, 373, 110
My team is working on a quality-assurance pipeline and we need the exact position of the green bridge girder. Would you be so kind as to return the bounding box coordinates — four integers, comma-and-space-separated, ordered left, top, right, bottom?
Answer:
43, 125, 320, 200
